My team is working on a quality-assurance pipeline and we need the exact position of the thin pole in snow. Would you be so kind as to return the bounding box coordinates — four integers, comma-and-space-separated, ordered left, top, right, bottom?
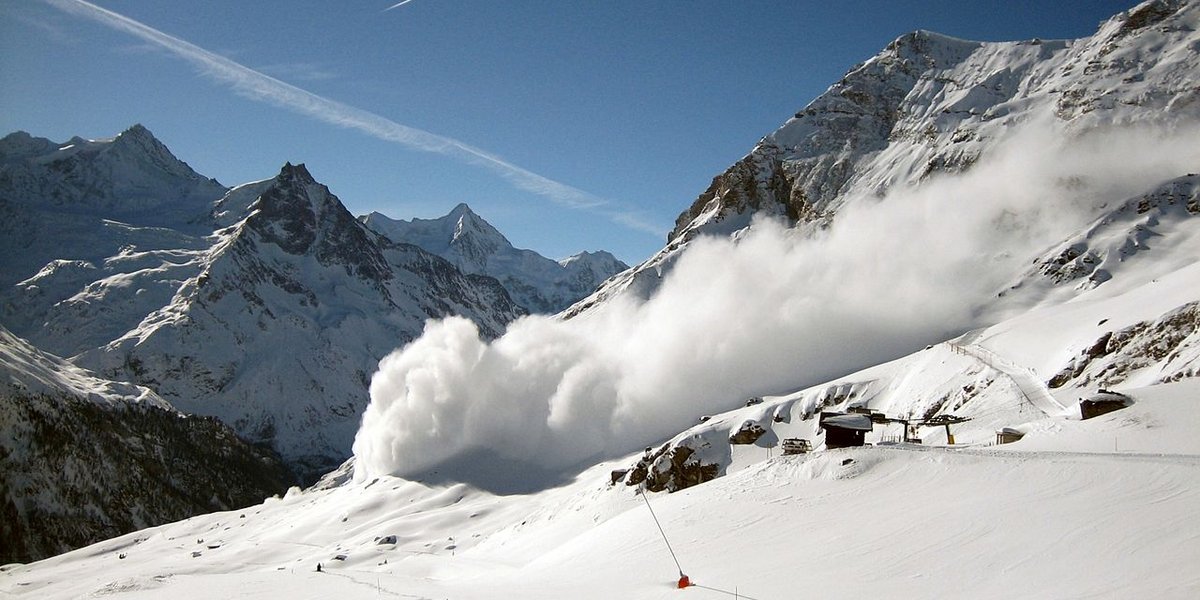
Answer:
639, 486, 684, 577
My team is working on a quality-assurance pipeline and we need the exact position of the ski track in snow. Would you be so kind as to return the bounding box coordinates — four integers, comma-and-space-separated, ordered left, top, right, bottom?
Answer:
949, 342, 1071, 416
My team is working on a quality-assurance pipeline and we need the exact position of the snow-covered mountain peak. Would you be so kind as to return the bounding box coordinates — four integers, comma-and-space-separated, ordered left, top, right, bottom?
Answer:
224, 162, 395, 285
559, 249, 620, 268
361, 205, 628, 313
885, 28, 983, 62
109, 122, 157, 149
447, 203, 509, 254
0, 123, 226, 229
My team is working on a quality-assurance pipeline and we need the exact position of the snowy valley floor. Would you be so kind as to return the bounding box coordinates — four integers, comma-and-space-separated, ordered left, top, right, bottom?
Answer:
3, 381, 1199, 600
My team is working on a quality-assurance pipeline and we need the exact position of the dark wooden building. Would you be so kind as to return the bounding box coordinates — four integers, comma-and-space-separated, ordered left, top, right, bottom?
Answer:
819, 412, 874, 449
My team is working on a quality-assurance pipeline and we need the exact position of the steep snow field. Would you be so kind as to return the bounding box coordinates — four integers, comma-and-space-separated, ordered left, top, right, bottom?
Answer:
3, 384, 1197, 599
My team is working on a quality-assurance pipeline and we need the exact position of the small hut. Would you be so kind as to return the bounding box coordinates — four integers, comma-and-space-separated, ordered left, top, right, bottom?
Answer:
819, 412, 874, 449
995, 427, 1025, 445
1079, 390, 1134, 420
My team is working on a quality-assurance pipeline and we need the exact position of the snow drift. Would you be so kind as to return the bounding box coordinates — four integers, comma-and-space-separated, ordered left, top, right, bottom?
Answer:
353, 120, 1200, 482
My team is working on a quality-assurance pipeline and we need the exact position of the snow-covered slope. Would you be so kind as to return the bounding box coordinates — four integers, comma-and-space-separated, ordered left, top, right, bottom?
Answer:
0, 325, 291, 564
5, 380, 1197, 598
569, 0, 1200, 316
362, 204, 627, 313
69, 164, 524, 480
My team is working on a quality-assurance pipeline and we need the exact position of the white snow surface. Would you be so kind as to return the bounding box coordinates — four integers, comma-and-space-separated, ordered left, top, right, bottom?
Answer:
4, 383, 1198, 599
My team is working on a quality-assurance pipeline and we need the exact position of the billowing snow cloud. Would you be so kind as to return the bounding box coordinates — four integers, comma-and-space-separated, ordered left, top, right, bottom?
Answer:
353, 120, 1200, 482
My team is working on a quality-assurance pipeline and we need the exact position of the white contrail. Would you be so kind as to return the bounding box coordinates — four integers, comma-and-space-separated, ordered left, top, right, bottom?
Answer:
42, 0, 661, 232
385, 0, 419, 11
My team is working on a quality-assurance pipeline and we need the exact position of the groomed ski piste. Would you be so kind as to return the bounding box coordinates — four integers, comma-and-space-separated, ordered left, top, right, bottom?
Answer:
4, 257, 1199, 600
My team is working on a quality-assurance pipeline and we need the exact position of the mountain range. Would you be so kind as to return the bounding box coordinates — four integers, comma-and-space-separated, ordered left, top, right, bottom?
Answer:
0, 123, 625, 559
2, 0, 1200, 594
361, 205, 626, 314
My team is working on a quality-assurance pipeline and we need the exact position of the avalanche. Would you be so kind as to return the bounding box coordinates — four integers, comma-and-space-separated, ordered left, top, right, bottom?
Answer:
4, 1, 1200, 598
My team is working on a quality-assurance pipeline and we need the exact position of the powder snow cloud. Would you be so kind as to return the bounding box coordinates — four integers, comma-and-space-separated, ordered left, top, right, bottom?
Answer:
354, 119, 1200, 482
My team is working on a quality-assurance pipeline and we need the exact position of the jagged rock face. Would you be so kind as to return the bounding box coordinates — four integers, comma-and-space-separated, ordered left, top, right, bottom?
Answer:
1048, 301, 1200, 389
673, 1, 1197, 243
729, 421, 768, 445
72, 163, 525, 480
361, 204, 628, 314
619, 440, 721, 493
241, 163, 394, 286
0, 326, 291, 564
1017, 174, 1200, 296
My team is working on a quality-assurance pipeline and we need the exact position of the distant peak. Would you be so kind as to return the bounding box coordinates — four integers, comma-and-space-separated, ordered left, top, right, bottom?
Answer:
278, 162, 316, 185
110, 123, 173, 157
885, 29, 980, 54
560, 250, 628, 270
123, 123, 152, 137
1117, 0, 1184, 35
0, 130, 57, 161
114, 123, 159, 146
1, 130, 34, 143
449, 202, 475, 216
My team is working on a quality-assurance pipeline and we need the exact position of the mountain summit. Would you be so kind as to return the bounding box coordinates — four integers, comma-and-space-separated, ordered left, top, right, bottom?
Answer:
362, 205, 628, 313
0, 124, 224, 227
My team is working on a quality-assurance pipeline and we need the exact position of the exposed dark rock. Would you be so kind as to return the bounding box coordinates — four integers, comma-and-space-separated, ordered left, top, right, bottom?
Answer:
623, 441, 720, 493
729, 421, 767, 445
1048, 302, 1200, 389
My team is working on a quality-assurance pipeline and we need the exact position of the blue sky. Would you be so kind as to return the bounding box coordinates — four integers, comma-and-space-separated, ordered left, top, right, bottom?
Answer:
2, 0, 1138, 264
